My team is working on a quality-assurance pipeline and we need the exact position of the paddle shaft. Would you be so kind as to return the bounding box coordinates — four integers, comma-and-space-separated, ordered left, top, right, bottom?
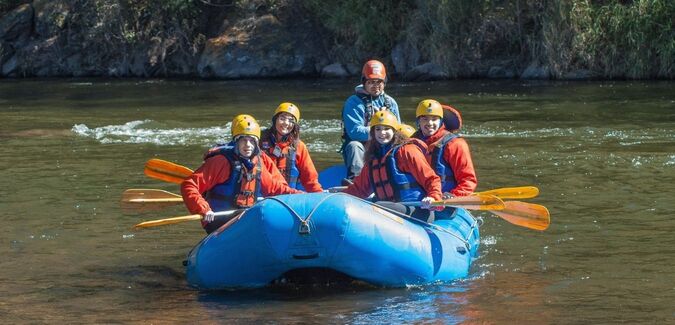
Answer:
133, 209, 240, 229
402, 194, 505, 211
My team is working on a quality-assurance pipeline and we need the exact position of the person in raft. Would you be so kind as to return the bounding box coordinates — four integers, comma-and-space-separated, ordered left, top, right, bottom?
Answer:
341, 59, 400, 184
181, 114, 303, 233
260, 102, 322, 192
343, 110, 443, 223
412, 99, 477, 198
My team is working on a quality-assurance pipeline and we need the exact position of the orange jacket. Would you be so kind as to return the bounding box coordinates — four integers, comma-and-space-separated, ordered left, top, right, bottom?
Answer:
421, 128, 477, 196
263, 136, 323, 192
181, 154, 302, 216
260, 153, 289, 186
343, 141, 442, 201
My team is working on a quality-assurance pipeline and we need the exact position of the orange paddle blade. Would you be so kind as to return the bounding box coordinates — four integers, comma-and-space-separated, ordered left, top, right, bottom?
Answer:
491, 201, 550, 231
144, 159, 193, 184
430, 194, 505, 210
133, 214, 202, 229
475, 186, 539, 200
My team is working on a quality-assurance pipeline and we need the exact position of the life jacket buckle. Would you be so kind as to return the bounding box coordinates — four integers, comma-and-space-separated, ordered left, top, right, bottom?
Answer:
298, 220, 310, 235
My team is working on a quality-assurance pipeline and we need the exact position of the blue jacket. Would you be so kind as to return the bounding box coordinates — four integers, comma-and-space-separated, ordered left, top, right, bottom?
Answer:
342, 85, 400, 142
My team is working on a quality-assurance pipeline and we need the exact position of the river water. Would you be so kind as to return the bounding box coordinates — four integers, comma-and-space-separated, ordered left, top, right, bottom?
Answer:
1, 79, 673, 323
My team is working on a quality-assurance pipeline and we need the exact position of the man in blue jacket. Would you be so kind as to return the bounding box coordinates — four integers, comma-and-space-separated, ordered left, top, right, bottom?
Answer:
341, 59, 400, 184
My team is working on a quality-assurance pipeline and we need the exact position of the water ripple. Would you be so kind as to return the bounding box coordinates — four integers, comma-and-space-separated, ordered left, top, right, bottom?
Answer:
72, 119, 344, 152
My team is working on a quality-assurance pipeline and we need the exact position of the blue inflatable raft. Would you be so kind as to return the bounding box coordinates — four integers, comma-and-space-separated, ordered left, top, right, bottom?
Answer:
185, 192, 480, 289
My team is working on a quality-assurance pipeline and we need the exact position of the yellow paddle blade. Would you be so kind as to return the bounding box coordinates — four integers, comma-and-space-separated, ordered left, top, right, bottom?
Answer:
431, 194, 505, 210
122, 189, 182, 202
490, 201, 550, 231
144, 159, 193, 184
133, 214, 202, 229
475, 186, 539, 199
121, 189, 184, 213
127, 198, 183, 203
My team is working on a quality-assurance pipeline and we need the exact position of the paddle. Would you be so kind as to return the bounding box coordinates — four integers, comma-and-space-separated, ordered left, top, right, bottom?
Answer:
121, 186, 537, 211
144, 158, 193, 184
133, 209, 241, 229
403, 195, 549, 231
121, 189, 184, 213
122, 189, 183, 203
326, 185, 539, 199
475, 186, 538, 199
403, 194, 505, 211
491, 201, 550, 231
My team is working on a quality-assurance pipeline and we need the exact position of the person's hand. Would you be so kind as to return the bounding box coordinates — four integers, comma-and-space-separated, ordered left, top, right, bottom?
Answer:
420, 196, 434, 209
203, 210, 215, 223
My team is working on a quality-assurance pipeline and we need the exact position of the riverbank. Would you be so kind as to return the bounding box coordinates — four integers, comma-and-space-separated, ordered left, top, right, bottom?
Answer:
1, 0, 673, 80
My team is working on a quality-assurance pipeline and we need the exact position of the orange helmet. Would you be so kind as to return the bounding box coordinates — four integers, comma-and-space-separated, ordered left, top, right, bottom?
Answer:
361, 60, 387, 81
369, 110, 399, 129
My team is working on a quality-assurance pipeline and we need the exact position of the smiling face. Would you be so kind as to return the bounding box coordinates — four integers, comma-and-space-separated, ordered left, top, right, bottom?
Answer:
274, 112, 296, 136
418, 115, 442, 137
236, 136, 257, 158
364, 79, 385, 96
373, 125, 395, 145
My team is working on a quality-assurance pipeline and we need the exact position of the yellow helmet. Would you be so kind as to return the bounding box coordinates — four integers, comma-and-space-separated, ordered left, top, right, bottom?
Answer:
231, 114, 261, 139
397, 123, 416, 137
369, 110, 399, 129
274, 102, 300, 122
415, 99, 443, 118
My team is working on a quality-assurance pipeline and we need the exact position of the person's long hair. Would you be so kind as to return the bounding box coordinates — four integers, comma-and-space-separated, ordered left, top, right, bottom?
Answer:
364, 129, 408, 162
260, 113, 300, 147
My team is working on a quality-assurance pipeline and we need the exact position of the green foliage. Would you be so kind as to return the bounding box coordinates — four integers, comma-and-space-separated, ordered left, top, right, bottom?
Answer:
402, 0, 514, 77
3, 0, 672, 78
569, 0, 675, 78
302, 0, 415, 61
301, 0, 674, 79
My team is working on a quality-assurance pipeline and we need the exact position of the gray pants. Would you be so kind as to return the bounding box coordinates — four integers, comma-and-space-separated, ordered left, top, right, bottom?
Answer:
375, 201, 435, 223
341, 141, 365, 179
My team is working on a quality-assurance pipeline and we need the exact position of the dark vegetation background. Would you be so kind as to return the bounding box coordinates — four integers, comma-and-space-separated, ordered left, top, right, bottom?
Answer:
0, 0, 672, 79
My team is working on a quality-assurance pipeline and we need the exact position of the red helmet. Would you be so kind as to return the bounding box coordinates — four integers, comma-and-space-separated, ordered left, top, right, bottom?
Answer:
361, 60, 387, 81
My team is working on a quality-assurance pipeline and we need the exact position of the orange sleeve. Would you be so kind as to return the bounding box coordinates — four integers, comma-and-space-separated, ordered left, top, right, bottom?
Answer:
260, 159, 304, 196
261, 153, 289, 186
295, 141, 323, 192
396, 144, 443, 201
342, 164, 374, 199
443, 138, 478, 196
180, 155, 232, 215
